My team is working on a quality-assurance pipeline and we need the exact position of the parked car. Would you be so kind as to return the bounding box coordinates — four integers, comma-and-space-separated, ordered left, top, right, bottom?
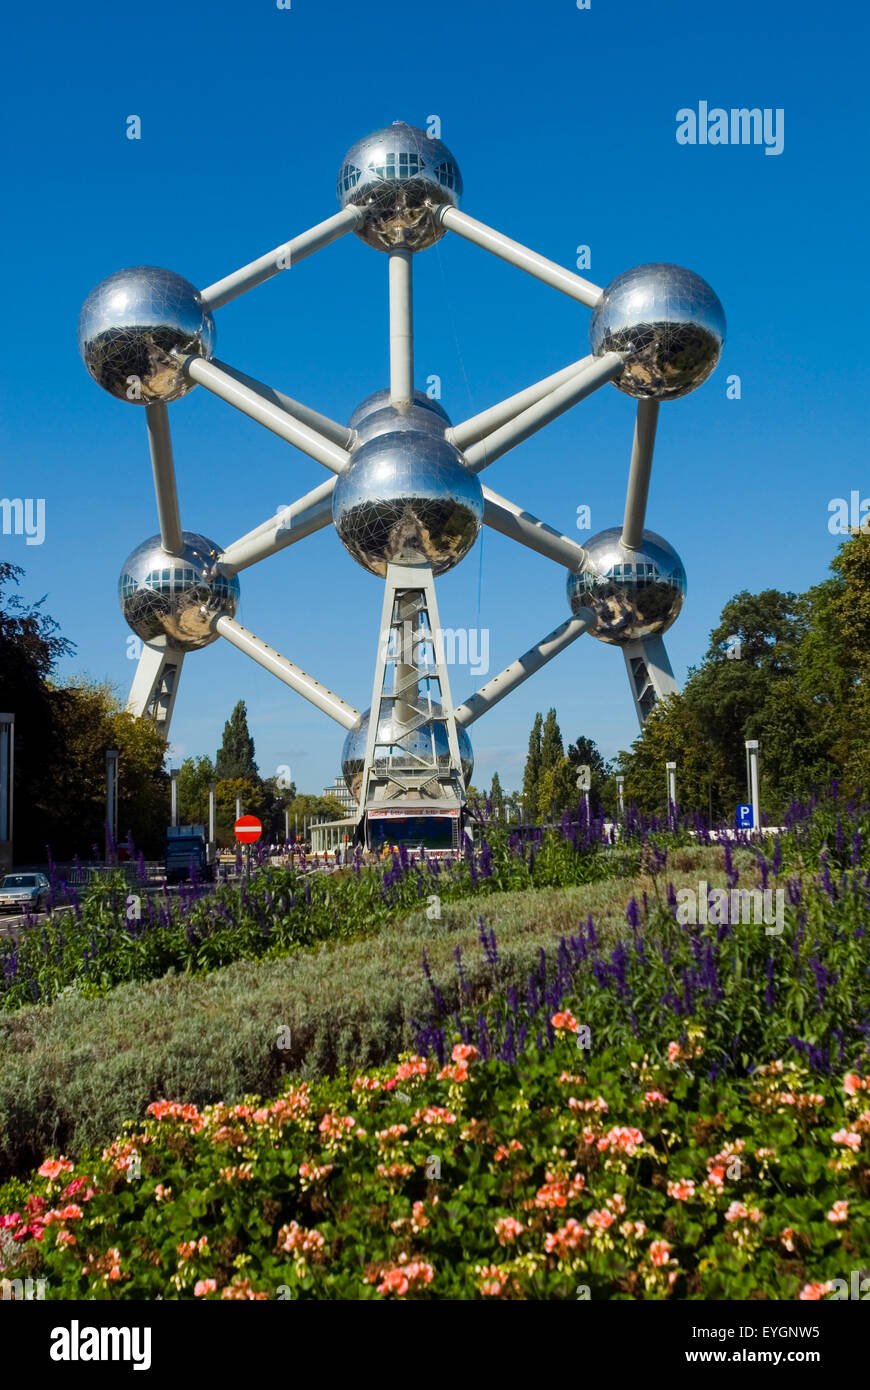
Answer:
0, 872, 50, 914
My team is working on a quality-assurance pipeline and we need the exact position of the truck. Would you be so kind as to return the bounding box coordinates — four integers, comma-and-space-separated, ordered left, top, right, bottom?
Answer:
165, 825, 214, 884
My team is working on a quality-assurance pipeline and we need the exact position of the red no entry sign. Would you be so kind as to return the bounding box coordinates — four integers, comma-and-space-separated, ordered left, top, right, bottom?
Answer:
234, 815, 262, 843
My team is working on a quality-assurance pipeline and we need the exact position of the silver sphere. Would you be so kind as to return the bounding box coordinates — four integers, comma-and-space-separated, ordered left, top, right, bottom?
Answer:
336, 121, 462, 252
118, 532, 239, 650
590, 264, 725, 400
349, 389, 451, 444
342, 707, 473, 803
78, 266, 215, 404
333, 431, 482, 577
567, 527, 686, 644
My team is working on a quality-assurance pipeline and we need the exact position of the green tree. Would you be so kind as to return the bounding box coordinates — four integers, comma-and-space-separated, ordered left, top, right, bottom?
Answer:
567, 734, 608, 814
215, 701, 259, 781
522, 712, 543, 823
540, 708, 564, 772
489, 771, 506, 821
537, 756, 580, 822
177, 755, 216, 826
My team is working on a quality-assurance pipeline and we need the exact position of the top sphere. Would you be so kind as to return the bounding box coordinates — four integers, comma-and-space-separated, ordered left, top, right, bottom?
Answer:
589, 264, 725, 400
78, 266, 215, 404
336, 122, 462, 251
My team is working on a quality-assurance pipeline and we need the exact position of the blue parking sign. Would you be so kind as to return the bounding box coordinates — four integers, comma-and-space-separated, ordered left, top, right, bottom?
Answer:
736, 803, 754, 829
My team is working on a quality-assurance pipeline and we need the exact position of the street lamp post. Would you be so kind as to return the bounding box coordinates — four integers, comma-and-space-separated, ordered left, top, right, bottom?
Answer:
105, 748, 119, 861
665, 761, 677, 831
0, 714, 14, 873
745, 739, 760, 833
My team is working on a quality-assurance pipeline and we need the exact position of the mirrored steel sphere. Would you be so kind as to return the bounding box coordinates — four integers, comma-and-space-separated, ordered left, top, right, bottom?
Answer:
342, 707, 473, 802
590, 264, 725, 400
118, 532, 239, 650
566, 527, 686, 644
78, 266, 215, 404
333, 431, 482, 577
349, 389, 451, 444
337, 122, 462, 251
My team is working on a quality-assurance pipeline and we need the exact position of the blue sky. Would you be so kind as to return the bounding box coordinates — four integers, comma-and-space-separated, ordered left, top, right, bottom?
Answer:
2, 0, 867, 796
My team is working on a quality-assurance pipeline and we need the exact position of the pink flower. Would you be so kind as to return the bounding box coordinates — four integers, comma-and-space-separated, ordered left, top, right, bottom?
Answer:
649, 1239, 672, 1267
194, 1279, 217, 1296
587, 1208, 614, 1232
37, 1157, 74, 1180
725, 1201, 763, 1224
843, 1073, 864, 1097
495, 1216, 525, 1245
643, 1090, 667, 1108
452, 1044, 479, 1063
799, 1282, 831, 1300
667, 1179, 695, 1201
597, 1126, 644, 1156
827, 1200, 849, 1223
551, 1011, 579, 1032
667, 1042, 681, 1063
832, 1129, 862, 1152
545, 1218, 586, 1256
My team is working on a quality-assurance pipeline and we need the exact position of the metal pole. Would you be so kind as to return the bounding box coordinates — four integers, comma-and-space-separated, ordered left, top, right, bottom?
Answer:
169, 768, 179, 827
388, 246, 414, 410
219, 478, 337, 574
145, 402, 184, 556
439, 206, 603, 308
616, 775, 625, 818
182, 357, 352, 474
284, 808, 289, 843
454, 610, 594, 727
214, 616, 361, 729
236, 795, 242, 822
745, 739, 760, 832
105, 749, 119, 860
200, 204, 364, 309
448, 355, 600, 451
482, 487, 587, 572
0, 714, 14, 868
665, 762, 677, 830
208, 781, 216, 843
203, 361, 354, 450
463, 354, 624, 473
621, 400, 660, 550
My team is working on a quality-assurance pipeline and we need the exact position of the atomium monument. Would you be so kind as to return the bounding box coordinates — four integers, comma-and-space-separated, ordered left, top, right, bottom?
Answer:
78, 119, 725, 849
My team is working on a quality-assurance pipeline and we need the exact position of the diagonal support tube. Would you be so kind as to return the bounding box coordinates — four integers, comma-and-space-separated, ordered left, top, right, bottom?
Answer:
182, 356, 352, 474
219, 477, 337, 574
463, 352, 624, 473
208, 360, 355, 450
439, 206, 603, 308
145, 402, 183, 556
200, 205, 364, 310
454, 610, 594, 727
448, 355, 599, 452
482, 487, 587, 572
621, 399, 660, 550
215, 616, 360, 730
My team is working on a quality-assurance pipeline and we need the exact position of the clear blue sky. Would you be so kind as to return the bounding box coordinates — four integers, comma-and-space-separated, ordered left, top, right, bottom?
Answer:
2, 0, 867, 796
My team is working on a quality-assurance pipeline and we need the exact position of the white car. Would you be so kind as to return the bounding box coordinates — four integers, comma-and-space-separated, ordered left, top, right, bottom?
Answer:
0, 872, 50, 914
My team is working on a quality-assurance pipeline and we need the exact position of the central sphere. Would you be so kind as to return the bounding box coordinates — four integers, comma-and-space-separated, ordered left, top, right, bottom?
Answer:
336, 122, 462, 251
342, 707, 474, 803
333, 431, 482, 577
118, 532, 239, 650
590, 263, 725, 400
78, 266, 215, 404
566, 527, 686, 644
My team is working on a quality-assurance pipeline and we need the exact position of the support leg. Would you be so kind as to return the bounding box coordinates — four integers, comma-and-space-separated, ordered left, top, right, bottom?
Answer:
622, 635, 678, 728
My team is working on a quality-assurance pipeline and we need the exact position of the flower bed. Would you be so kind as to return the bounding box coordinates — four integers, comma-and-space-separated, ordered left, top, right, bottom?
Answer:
2, 1030, 867, 1300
